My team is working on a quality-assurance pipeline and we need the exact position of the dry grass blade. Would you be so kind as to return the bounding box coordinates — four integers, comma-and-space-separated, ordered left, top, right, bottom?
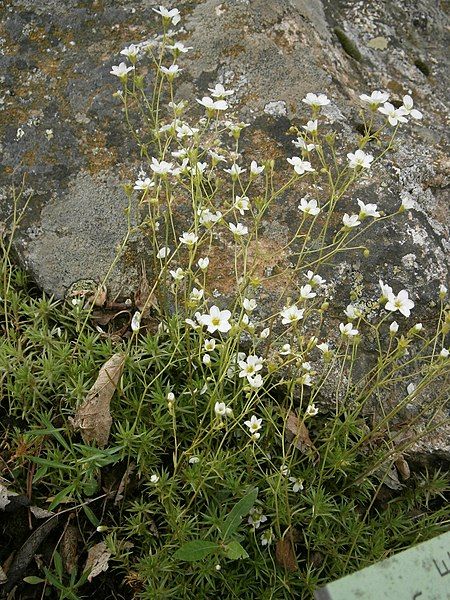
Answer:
70, 353, 125, 447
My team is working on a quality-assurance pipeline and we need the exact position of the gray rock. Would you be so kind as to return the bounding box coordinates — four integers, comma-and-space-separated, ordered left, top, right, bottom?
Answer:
0, 0, 448, 457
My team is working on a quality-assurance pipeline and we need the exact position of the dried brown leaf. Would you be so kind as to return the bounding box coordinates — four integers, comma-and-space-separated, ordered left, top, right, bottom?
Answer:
61, 524, 79, 575
0, 484, 10, 510
29, 506, 54, 519
275, 529, 299, 572
394, 456, 410, 481
285, 412, 318, 457
114, 462, 136, 504
70, 353, 125, 447
84, 542, 111, 582
134, 261, 158, 316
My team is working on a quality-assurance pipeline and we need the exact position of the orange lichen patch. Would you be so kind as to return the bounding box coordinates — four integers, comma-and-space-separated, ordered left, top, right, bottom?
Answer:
247, 128, 285, 162
81, 129, 119, 173
204, 241, 237, 296
205, 233, 291, 297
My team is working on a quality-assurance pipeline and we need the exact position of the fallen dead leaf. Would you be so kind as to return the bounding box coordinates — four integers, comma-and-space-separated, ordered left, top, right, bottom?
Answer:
135, 261, 158, 316
285, 411, 318, 459
395, 455, 411, 481
115, 462, 136, 504
61, 523, 79, 575
29, 506, 54, 519
84, 541, 111, 582
69, 353, 125, 447
0, 484, 10, 510
275, 528, 299, 572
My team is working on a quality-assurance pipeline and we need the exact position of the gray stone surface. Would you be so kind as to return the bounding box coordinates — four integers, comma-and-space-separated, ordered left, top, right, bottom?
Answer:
0, 1, 449, 454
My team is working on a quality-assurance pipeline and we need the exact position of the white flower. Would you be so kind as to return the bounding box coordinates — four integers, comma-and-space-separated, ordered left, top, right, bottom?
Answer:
287, 157, 315, 175
197, 96, 228, 111
198, 257, 210, 270
247, 507, 267, 528
202, 353, 211, 365
298, 198, 320, 216
170, 267, 185, 281
359, 90, 390, 107
281, 465, 290, 476
250, 160, 265, 176
189, 456, 200, 464
344, 304, 362, 319
339, 322, 359, 337
302, 93, 330, 107
239, 355, 263, 379
412, 323, 423, 332
190, 287, 204, 303
378, 102, 408, 126
121, 44, 140, 60
150, 157, 174, 176
347, 149, 374, 169
298, 373, 313, 386
185, 318, 200, 330
260, 529, 274, 547
305, 271, 326, 286
224, 163, 246, 178
198, 305, 232, 333
280, 305, 304, 325
169, 100, 188, 115
243, 298, 257, 312
260, 327, 270, 339
176, 123, 198, 138
214, 401, 232, 416
379, 279, 393, 299
248, 373, 264, 389
305, 403, 319, 417
198, 208, 222, 227
289, 476, 304, 493
150, 474, 159, 484
229, 222, 248, 236
292, 137, 315, 152
157, 246, 171, 258
179, 231, 199, 246
440, 348, 449, 358
439, 284, 447, 298
317, 342, 329, 353
204, 338, 216, 351
279, 343, 291, 356
244, 415, 263, 434
208, 83, 234, 98
131, 311, 141, 332
385, 290, 415, 317
152, 5, 181, 25
299, 284, 316, 300
159, 64, 182, 78
357, 199, 380, 218
302, 119, 318, 133
234, 195, 250, 215
167, 392, 175, 402
342, 213, 361, 228
389, 321, 399, 334
400, 197, 415, 211
110, 62, 135, 78
167, 41, 192, 54
401, 95, 423, 120
134, 177, 155, 191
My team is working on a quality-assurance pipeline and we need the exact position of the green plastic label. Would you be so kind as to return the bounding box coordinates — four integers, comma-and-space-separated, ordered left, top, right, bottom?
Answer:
315, 531, 450, 600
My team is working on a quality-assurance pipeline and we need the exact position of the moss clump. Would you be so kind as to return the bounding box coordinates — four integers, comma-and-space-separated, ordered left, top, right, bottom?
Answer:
414, 58, 431, 77
334, 27, 362, 62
